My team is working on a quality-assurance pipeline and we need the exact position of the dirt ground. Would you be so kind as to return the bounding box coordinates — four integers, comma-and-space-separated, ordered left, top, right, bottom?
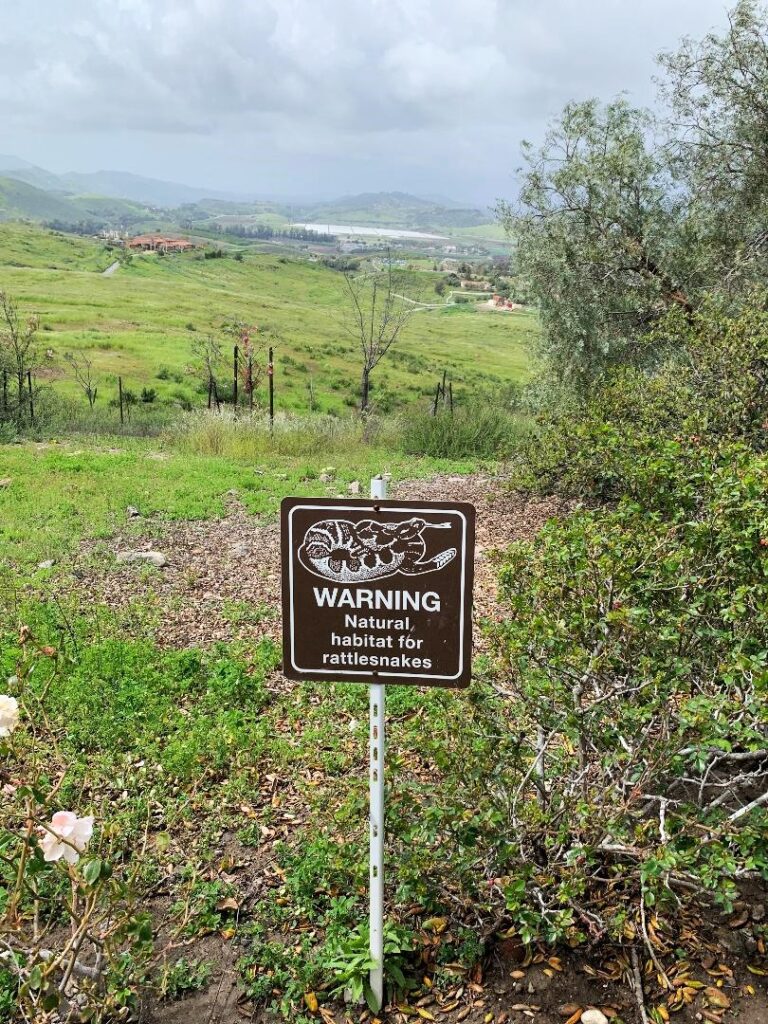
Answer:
73, 474, 569, 651
57, 475, 768, 1024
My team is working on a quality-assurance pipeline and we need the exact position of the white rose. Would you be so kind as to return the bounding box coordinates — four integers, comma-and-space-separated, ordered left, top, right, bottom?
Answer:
0, 696, 19, 738
39, 812, 95, 865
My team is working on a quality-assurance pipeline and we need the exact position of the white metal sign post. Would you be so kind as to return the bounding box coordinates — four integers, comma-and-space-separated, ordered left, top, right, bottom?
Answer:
280, 483, 475, 1015
368, 474, 388, 1010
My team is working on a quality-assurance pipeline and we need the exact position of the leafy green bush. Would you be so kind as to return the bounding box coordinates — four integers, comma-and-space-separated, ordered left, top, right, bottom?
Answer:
517, 296, 768, 498
492, 448, 768, 940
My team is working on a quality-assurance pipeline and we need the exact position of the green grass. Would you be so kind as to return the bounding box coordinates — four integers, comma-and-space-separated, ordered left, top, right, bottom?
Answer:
0, 222, 534, 415
0, 433, 476, 568
0, 218, 532, 1019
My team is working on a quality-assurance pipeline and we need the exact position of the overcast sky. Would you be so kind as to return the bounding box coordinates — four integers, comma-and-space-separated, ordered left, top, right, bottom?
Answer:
1, 0, 733, 207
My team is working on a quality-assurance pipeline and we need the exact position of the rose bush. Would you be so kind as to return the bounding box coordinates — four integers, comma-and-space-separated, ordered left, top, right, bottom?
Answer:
0, 631, 153, 1021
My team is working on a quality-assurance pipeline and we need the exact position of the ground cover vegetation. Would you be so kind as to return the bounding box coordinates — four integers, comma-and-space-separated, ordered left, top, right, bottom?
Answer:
0, 221, 531, 424
2, 3, 768, 1023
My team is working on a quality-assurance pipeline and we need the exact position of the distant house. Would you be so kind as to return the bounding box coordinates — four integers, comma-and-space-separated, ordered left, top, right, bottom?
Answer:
493, 294, 522, 310
128, 235, 196, 253
439, 258, 460, 272
460, 279, 492, 290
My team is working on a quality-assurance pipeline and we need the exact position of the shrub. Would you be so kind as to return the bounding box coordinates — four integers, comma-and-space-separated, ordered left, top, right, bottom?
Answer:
491, 444, 768, 942
400, 402, 529, 459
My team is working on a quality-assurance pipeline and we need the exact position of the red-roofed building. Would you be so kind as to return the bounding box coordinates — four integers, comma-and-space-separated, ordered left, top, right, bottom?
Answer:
128, 235, 196, 253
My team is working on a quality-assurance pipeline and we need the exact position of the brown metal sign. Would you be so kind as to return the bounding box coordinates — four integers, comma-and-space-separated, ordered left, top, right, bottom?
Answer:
281, 497, 475, 687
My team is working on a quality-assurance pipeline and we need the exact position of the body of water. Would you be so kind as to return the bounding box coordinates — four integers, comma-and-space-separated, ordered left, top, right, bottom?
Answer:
292, 222, 448, 240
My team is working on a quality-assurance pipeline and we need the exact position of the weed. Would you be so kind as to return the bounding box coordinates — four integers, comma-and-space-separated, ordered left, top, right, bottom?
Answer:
156, 957, 213, 1000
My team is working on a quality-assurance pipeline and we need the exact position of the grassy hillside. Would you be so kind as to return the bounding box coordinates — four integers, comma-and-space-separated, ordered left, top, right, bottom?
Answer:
0, 178, 155, 227
0, 177, 81, 222
281, 191, 489, 229
0, 223, 534, 415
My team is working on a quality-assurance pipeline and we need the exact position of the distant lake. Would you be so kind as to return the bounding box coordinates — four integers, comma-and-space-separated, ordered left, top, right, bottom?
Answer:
292, 222, 448, 240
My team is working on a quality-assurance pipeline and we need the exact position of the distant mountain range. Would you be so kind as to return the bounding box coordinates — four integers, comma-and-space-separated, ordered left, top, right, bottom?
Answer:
0, 154, 247, 206
0, 155, 491, 233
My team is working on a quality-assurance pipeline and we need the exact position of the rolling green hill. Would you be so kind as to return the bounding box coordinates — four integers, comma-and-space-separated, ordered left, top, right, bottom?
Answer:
0, 156, 494, 235
0, 222, 534, 415
0, 177, 82, 222
280, 191, 490, 230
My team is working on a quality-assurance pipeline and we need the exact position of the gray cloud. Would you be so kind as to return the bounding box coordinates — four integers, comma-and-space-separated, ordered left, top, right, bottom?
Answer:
0, 0, 732, 202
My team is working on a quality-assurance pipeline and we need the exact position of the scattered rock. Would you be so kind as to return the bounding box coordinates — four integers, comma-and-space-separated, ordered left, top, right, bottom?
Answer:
753, 904, 766, 922
231, 543, 250, 559
580, 1011, 609, 1024
0, 478, 11, 488
37, 560, 55, 570
116, 550, 167, 568
126, 506, 141, 519
319, 473, 333, 483
348, 480, 361, 495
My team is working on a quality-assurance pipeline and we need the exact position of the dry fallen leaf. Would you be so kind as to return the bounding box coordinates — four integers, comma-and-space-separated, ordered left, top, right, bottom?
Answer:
704, 988, 731, 1010
728, 909, 749, 929
423, 917, 448, 934
304, 992, 319, 1013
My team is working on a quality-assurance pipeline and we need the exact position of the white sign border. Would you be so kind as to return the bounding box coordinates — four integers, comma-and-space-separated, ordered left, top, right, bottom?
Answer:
287, 502, 469, 681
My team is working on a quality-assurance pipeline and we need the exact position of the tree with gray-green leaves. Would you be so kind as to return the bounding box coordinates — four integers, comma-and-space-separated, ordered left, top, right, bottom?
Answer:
497, 100, 692, 383
659, 0, 768, 289
500, 1, 768, 386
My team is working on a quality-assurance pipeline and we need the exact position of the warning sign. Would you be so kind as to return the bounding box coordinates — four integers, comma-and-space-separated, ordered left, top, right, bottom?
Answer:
281, 498, 475, 687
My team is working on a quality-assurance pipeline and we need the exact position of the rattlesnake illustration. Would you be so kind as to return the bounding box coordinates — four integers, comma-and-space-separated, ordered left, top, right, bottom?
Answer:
298, 517, 457, 583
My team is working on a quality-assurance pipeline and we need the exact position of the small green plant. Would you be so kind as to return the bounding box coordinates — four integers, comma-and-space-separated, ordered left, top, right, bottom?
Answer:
322, 922, 416, 1011
157, 957, 212, 1000
171, 878, 236, 937
222, 600, 277, 626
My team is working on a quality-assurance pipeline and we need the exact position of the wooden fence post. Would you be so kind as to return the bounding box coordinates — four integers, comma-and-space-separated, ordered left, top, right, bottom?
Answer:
233, 344, 239, 408
2, 370, 6, 416
207, 375, 213, 410
448, 381, 454, 414
431, 381, 441, 417
27, 370, 34, 424
118, 376, 124, 425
